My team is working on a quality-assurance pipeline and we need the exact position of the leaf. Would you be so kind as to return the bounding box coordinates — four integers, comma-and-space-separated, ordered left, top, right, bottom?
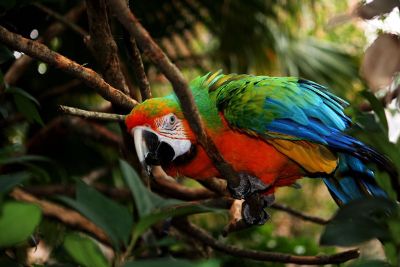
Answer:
131, 202, 215, 246
123, 258, 219, 267
120, 159, 157, 217
6, 87, 40, 106
0, 155, 51, 165
0, 202, 42, 247
360, 90, 388, 133
348, 259, 391, 267
63, 233, 109, 267
119, 160, 182, 218
320, 198, 397, 246
13, 94, 44, 125
0, 45, 13, 64
0, 70, 4, 86
356, 0, 399, 20
361, 33, 400, 91
59, 180, 133, 248
0, 172, 30, 194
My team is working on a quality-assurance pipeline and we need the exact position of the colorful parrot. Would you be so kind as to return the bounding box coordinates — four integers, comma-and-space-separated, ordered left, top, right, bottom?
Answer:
125, 71, 396, 224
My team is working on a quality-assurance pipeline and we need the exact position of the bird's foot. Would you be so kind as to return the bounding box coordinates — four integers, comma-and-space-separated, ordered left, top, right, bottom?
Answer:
242, 193, 275, 225
227, 172, 269, 199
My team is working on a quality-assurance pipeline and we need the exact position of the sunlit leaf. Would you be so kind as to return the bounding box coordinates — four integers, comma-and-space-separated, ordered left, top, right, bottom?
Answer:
0, 172, 30, 194
59, 180, 133, 248
320, 198, 397, 246
64, 233, 109, 267
0, 202, 42, 247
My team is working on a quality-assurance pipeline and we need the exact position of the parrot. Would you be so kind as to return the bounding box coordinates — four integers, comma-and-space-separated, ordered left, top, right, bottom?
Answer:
125, 71, 396, 225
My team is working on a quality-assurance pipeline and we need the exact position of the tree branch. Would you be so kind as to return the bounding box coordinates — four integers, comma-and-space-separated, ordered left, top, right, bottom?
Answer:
125, 36, 152, 100
0, 25, 137, 110
85, 0, 130, 95
2, 3, 86, 90
10, 188, 110, 244
107, 0, 242, 191
270, 203, 330, 225
59, 105, 125, 121
173, 218, 359, 265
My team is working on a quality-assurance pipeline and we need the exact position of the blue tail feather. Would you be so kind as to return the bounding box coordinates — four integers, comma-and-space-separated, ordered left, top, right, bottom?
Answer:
323, 154, 387, 205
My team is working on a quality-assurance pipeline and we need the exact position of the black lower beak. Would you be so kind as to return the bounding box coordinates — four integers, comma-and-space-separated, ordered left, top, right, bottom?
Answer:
142, 130, 175, 166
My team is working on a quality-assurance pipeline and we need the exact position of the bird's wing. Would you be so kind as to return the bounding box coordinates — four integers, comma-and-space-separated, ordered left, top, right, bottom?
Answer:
203, 72, 374, 174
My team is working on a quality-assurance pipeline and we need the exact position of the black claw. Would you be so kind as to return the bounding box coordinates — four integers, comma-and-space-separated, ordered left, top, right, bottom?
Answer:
262, 194, 275, 207
228, 174, 251, 199
227, 172, 269, 199
242, 199, 270, 225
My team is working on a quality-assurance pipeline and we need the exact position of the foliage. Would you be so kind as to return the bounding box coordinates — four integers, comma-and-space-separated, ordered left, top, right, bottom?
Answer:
0, 0, 399, 266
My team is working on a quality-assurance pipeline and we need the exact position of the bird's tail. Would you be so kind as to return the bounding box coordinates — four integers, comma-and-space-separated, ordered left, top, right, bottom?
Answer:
323, 153, 388, 205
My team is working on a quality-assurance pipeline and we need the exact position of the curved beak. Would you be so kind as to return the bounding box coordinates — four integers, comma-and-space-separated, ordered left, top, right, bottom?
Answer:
131, 126, 191, 175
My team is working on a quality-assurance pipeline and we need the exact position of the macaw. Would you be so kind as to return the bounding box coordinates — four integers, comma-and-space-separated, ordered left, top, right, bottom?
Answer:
125, 71, 395, 224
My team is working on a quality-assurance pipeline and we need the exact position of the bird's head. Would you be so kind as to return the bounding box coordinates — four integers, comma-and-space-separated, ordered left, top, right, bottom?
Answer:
125, 97, 196, 174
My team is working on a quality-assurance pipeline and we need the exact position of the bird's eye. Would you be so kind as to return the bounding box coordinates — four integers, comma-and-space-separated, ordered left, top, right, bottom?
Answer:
169, 114, 176, 125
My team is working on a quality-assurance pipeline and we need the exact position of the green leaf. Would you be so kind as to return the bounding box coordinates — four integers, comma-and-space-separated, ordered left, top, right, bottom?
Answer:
348, 259, 391, 267
63, 233, 109, 267
0, 155, 51, 165
59, 181, 133, 248
131, 202, 215, 246
0, 45, 13, 64
360, 90, 388, 133
0, 172, 30, 194
0, 256, 23, 267
6, 87, 40, 106
123, 258, 219, 267
120, 159, 156, 217
119, 160, 182, 218
0, 202, 42, 247
13, 94, 43, 125
320, 198, 397, 246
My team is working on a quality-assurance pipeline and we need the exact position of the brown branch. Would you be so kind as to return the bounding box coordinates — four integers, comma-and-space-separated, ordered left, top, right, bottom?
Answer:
108, 0, 242, 190
270, 203, 330, 225
85, 0, 130, 95
0, 26, 137, 110
59, 105, 125, 121
2, 3, 86, 90
173, 218, 359, 265
125, 36, 152, 100
34, 3, 88, 37
10, 188, 110, 244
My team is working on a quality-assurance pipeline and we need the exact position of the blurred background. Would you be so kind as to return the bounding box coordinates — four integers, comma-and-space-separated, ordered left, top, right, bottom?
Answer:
0, 0, 399, 266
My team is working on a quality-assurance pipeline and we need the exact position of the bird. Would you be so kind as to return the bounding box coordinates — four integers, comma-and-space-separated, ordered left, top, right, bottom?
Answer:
125, 71, 396, 225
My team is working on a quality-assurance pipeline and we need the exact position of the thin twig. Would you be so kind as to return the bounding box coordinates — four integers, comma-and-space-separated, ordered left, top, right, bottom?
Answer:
271, 203, 330, 225
0, 26, 137, 110
173, 218, 360, 265
10, 188, 110, 245
125, 36, 152, 100
108, 0, 242, 190
59, 105, 125, 121
34, 3, 88, 37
